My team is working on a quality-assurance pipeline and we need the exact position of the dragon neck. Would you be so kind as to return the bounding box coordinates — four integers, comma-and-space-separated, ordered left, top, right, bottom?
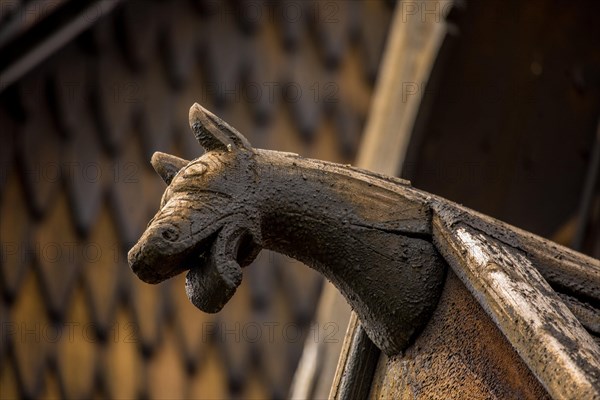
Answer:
253, 149, 432, 249
250, 149, 445, 355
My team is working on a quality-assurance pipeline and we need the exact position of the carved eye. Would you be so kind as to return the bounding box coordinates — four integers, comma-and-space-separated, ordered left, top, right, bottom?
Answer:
183, 162, 207, 177
161, 227, 179, 241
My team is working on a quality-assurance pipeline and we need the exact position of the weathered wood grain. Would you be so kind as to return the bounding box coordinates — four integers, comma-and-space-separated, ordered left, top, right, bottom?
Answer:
432, 200, 600, 306
432, 206, 600, 399
368, 271, 549, 400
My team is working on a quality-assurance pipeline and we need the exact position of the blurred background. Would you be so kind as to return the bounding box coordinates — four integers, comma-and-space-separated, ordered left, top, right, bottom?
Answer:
0, 0, 392, 398
0, 0, 599, 399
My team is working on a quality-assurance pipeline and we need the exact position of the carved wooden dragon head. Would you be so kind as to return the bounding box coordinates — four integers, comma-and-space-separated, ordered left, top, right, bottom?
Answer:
128, 104, 263, 313
128, 103, 448, 355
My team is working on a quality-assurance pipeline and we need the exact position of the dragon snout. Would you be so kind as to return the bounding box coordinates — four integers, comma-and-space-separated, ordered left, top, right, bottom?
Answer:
128, 243, 164, 284
128, 219, 222, 285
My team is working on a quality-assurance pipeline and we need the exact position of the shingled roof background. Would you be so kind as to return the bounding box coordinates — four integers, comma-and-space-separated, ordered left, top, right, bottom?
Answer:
0, 1, 394, 398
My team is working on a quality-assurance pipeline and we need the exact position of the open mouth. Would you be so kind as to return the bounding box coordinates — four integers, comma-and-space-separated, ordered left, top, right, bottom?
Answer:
183, 227, 256, 274
179, 230, 220, 273
130, 214, 258, 307
184, 226, 260, 313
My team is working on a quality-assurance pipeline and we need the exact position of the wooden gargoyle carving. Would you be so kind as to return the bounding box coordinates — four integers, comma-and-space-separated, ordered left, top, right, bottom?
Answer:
128, 103, 445, 355
128, 104, 600, 391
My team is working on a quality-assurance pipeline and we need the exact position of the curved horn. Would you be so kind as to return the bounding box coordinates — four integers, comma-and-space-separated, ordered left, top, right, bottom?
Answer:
151, 152, 189, 185
189, 103, 253, 152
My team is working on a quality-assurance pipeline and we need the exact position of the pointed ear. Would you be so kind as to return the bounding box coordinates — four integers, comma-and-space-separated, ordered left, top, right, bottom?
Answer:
151, 152, 190, 185
189, 103, 253, 153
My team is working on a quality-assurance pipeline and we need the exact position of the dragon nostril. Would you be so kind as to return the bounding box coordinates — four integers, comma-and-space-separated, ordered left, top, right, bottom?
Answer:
162, 227, 179, 241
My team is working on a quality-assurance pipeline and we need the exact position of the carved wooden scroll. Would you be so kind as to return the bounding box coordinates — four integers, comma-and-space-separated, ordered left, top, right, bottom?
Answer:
129, 103, 600, 397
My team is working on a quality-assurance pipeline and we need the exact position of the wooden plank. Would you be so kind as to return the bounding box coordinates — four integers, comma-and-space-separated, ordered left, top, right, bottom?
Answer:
334, 324, 380, 399
432, 199, 600, 306
432, 212, 600, 399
